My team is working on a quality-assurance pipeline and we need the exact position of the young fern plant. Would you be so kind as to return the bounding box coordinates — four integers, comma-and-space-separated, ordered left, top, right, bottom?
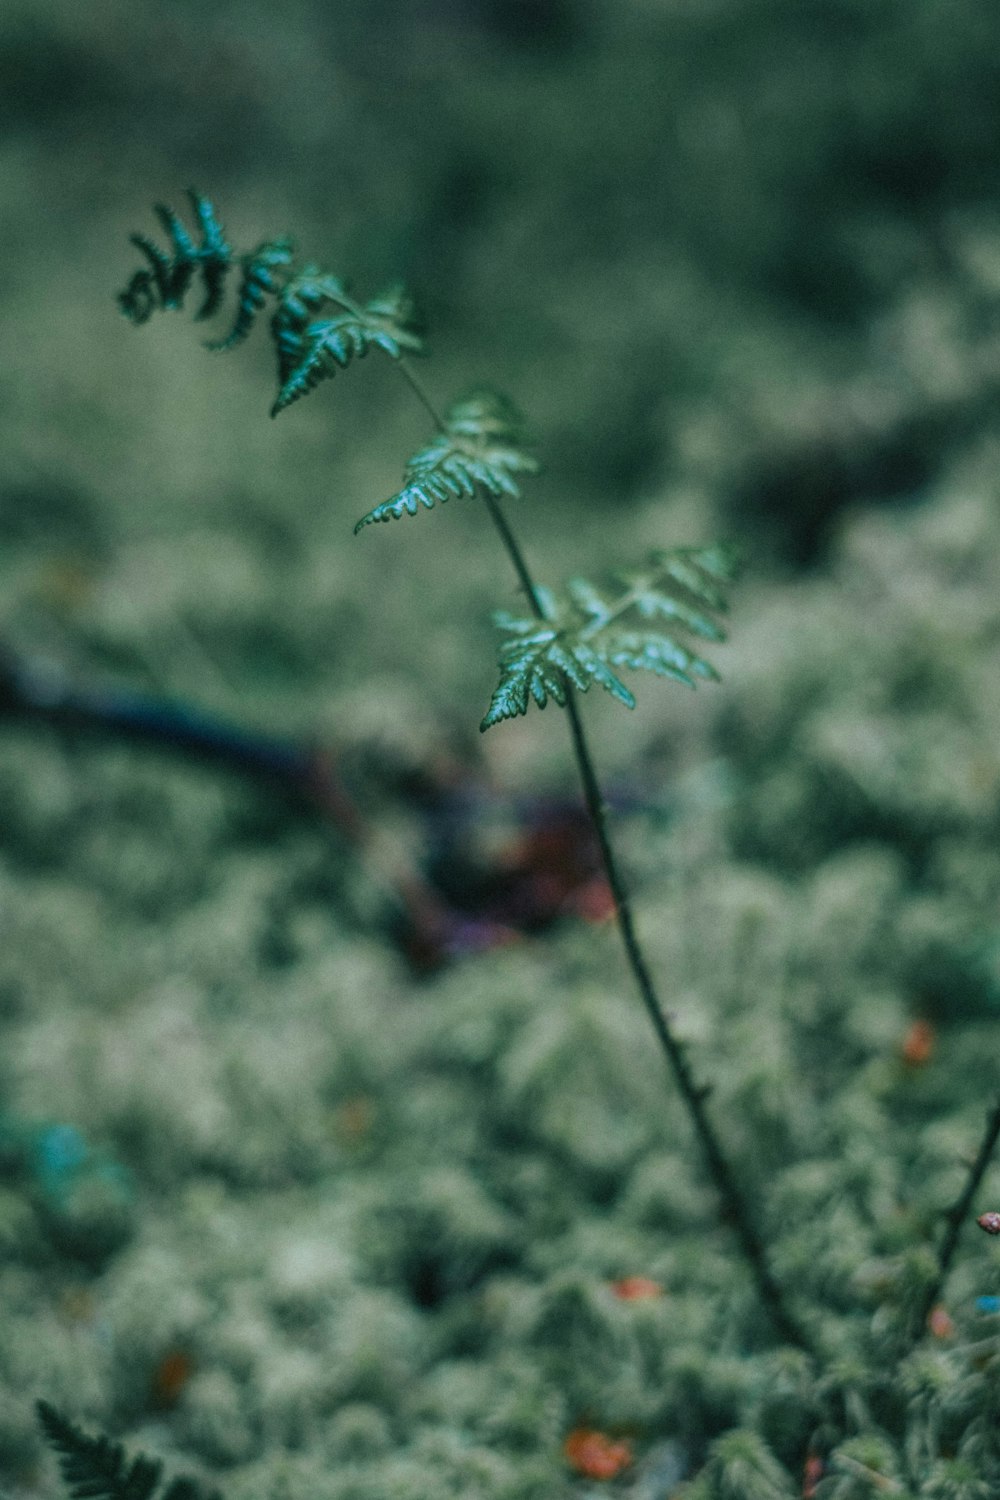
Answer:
117, 192, 808, 1351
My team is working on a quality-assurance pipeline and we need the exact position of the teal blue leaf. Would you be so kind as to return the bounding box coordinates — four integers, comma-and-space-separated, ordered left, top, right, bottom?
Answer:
119, 191, 232, 324
183, 191, 231, 318
481, 545, 735, 730
605, 630, 721, 686
208, 238, 295, 351
271, 282, 422, 415
480, 627, 636, 729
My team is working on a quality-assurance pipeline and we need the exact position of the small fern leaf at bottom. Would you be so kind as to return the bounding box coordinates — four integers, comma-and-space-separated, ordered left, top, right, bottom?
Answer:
37, 1403, 220, 1500
37, 1403, 161, 1500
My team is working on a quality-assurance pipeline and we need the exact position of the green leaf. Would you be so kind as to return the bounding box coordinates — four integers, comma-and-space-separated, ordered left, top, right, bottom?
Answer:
354, 389, 538, 531
38, 1401, 163, 1500
118, 191, 232, 325
119, 194, 426, 422
700, 1429, 797, 1500
604, 629, 721, 686
271, 281, 423, 415
207, 238, 295, 351
481, 544, 737, 730
480, 627, 636, 728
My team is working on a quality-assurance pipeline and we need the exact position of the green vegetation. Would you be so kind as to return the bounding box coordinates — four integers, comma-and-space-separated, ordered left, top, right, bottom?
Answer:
7, 7, 1000, 1499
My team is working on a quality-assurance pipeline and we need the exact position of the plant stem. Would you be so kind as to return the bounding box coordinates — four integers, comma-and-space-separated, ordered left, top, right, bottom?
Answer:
393, 358, 811, 1352
560, 690, 809, 1350
916, 1096, 1000, 1334
397, 359, 444, 430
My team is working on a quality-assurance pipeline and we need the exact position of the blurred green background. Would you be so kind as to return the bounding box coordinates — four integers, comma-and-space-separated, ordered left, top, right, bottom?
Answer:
5, 5, 1000, 1497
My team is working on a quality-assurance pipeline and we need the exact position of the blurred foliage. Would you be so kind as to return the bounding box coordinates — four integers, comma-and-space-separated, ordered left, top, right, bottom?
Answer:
4, 2, 1000, 1499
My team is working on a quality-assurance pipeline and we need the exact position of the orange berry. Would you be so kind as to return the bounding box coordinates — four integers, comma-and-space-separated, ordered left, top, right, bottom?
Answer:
151, 1348, 194, 1407
563, 1429, 633, 1480
928, 1304, 955, 1338
802, 1453, 824, 1498
611, 1276, 663, 1301
336, 1096, 374, 1141
900, 1018, 935, 1067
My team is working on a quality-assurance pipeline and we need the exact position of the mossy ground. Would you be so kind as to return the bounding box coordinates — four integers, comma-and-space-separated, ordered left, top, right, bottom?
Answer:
3, 4, 1000, 1497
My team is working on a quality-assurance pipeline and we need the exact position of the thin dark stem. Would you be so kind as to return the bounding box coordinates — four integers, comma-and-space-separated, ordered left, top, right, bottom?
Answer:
388, 360, 811, 1351
397, 358, 444, 430
917, 1096, 1000, 1334
561, 692, 809, 1350
480, 491, 548, 616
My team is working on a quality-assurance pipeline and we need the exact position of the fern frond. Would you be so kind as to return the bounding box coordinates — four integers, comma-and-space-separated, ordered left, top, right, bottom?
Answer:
268, 265, 348, 390
120, 195, 424, 420
354, 389, 539, 531
184, 193, 231, 319
37, 1403, 219, 1500
118, 191, 232, 325
207, 238, 295, 351
482, 626, 636, 727
480, 544, 737, 730
37, 1402, 162, 1500
271, 279, 422, 415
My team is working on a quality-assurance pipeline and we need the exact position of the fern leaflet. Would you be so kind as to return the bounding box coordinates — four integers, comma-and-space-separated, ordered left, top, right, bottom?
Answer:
480, 544, 737, 730
354, 389, 539, 531
118, 191, 232, 325
207, 238, 295, 351
37, 1402, 219, 1500
271, 280, 423, 415
118, 194, 424, 419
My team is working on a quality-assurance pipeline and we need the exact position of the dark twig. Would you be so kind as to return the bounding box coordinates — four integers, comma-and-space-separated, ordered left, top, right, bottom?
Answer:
917, 1096, 1000, 1334
0, 644, 500, 968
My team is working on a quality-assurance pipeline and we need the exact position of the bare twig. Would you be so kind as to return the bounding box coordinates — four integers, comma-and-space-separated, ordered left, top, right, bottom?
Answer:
917, 1096, 1000, 1334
